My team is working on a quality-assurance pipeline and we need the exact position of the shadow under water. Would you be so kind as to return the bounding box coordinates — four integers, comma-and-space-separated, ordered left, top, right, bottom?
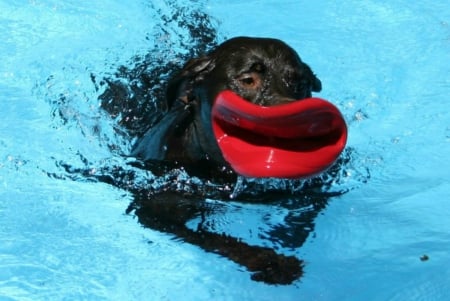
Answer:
44, 1, 369, 285
133, 173, 349, 285
130, 191, 304, 284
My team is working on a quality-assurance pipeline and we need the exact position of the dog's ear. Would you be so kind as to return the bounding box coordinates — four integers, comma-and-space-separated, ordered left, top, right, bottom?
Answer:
311, 73, 322, 92
301, 62, 322, 93
166, 56, 214, 108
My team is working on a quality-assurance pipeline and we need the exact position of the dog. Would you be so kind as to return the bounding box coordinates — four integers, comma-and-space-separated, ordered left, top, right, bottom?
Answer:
130, 36, 322, 176
92, 36, 337, 284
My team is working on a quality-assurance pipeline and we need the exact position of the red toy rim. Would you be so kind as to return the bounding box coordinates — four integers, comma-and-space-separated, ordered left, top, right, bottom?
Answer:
211, 90, 348, 178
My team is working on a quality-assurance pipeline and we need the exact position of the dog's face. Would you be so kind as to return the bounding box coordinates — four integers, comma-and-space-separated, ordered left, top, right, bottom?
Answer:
163, 36, 323, 166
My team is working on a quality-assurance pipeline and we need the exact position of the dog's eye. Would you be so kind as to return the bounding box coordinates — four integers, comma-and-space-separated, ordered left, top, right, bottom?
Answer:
240, 76, 255, 85
236, 73, 260, 89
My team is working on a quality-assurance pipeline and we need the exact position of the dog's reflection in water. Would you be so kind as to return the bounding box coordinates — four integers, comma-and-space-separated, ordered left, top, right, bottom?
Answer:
123, 159, 347, 285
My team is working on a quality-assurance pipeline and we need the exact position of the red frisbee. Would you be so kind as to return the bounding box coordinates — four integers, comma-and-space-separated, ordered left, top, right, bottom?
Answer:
211, 90, 347, 178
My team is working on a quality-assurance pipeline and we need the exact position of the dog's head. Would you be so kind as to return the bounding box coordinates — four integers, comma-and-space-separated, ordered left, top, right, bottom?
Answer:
164, 37, 323, 166
160, 37, 328, 169
167, 36, 322, 108
130, 36, 347, 179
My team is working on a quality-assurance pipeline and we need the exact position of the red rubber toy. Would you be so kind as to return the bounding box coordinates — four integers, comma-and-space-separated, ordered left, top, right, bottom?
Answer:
212, 90, 347, 178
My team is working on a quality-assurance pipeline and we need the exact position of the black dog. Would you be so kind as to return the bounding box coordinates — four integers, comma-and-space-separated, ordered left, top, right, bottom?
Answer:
130, 37, 322, 174
90, 35, 335, 285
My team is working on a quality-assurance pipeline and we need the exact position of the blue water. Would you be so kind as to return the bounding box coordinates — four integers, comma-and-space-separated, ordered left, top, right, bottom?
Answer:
1, 1, 449, 300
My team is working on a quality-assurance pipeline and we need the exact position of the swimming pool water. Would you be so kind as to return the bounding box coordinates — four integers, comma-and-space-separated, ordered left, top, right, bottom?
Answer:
1, 0, 449, 300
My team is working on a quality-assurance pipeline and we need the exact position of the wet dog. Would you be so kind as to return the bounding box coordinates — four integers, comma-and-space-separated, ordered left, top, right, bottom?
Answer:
93, 36, 332, 284
130, 37, 322, 175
